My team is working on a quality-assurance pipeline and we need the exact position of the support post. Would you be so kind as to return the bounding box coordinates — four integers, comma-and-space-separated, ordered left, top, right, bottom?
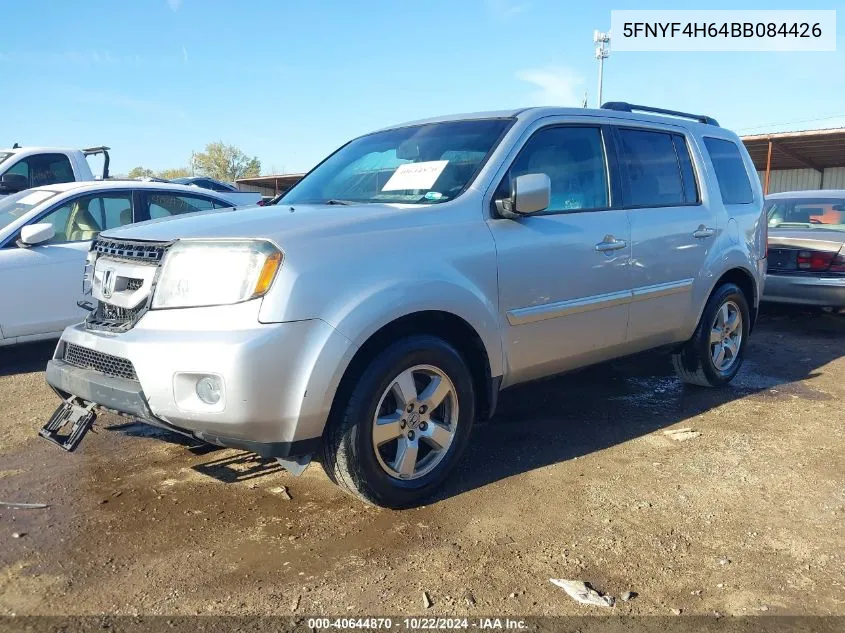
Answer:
764, 139, 773, 195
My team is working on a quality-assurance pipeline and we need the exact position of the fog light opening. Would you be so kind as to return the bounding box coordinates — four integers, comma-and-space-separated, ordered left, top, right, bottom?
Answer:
196, 376, 222, 405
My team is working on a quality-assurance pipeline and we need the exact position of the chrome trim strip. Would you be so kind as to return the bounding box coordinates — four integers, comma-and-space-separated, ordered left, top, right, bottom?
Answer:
507, 289, 632, 325
506, 278, 694, 326
630, 278, 694, 303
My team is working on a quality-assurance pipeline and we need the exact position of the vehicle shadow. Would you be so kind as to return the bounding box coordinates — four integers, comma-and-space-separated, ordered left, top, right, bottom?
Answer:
434, 305, 844, 503
0, 340, 56, 378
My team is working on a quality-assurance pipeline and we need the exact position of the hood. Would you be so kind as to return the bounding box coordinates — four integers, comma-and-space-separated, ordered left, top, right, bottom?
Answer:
101, 202, 426, 244
768, 227, 845, 253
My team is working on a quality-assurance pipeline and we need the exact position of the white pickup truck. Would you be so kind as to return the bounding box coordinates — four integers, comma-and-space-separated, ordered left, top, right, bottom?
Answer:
0, 145, 113, 198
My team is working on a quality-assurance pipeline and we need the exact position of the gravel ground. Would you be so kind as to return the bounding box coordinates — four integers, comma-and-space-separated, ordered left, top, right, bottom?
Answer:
0, 306, 842, 618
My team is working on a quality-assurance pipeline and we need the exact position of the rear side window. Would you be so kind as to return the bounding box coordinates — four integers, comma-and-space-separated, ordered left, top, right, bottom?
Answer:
147, 194, 216, 219
616, 128, 685, 207
703, 137, 753, 204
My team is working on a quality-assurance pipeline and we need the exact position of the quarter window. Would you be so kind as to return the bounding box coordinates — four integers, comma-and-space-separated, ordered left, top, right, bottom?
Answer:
703, 137, 754, 204
502, 126, 609, 212
617, 128, 685, 207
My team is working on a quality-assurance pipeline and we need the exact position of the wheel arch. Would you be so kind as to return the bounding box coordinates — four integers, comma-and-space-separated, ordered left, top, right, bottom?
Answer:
709, 266, 759, 330
326, 310, 499, 442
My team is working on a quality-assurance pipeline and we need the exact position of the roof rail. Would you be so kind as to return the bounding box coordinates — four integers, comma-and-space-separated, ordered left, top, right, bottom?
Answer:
601, 102, 719, 127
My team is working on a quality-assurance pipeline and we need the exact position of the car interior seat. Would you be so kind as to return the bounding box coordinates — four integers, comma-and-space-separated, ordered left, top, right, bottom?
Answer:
67, 202, 102, 241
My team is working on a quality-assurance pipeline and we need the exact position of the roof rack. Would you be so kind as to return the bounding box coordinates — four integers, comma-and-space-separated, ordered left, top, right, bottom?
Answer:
82, 146, 111, 179
601, 102, 719, 127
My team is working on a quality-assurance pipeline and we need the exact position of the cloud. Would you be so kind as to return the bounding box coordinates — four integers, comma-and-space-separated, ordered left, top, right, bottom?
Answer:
515, 66, 585, 106
167, 0, 182, 10
485, 0, 528, 22
181, 46, 189, 63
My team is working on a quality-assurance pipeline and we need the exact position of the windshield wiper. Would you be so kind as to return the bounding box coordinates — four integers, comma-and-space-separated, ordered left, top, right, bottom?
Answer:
324, 199, 355, 205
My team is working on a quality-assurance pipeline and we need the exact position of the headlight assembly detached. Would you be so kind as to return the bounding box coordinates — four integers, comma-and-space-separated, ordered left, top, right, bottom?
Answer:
152, 240, 282, 309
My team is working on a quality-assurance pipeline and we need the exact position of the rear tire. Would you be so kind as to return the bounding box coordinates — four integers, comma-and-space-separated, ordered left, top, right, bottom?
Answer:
672, 283, 750, 387
322, 335, 475, 508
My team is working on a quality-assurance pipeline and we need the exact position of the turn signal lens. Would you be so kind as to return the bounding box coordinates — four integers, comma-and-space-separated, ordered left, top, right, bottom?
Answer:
253, 250, 282, 297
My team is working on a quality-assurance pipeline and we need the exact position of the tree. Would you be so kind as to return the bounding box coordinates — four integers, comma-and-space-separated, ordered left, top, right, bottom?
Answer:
191, 142, 260, 182
158, 167, 191, 179
127, 166, 154, 179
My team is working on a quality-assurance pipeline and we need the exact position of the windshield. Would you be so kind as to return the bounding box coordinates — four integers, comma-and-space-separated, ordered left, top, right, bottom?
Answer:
171, 177, 192, 184
0, 189, 61, 233
281, 118, 512, 206
0, 152, 13, 166
766, 198, 845, 232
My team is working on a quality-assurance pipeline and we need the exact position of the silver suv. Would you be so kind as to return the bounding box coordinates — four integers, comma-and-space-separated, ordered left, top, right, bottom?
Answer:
43, 103, 767, 508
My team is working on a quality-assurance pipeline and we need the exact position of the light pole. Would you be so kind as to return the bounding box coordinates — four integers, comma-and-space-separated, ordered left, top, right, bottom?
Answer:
594, 30, 610, 107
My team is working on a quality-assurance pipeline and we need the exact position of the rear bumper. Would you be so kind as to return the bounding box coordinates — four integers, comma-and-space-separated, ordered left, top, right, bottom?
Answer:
762, 273, 845, 307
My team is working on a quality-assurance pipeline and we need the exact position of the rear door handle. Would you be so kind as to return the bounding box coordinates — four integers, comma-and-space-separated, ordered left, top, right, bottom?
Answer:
693, 225, 716, 239
595, 236, 628, 253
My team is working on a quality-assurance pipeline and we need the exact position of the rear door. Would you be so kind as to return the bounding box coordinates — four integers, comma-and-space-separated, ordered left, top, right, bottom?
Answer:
0, 190, 135, 338
486, 120, 632, 385
616, 126, 720, 346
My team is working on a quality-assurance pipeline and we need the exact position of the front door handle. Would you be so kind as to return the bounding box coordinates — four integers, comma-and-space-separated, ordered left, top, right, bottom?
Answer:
595, 236, 628, 253
693, 225, 716, 239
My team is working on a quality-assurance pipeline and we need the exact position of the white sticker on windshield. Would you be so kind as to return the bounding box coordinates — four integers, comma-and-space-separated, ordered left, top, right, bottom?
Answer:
17, 190, 55, 206
381, 160, 448, 191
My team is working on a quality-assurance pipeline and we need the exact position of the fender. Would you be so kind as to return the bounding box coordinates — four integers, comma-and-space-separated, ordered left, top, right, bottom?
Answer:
325, 278, 504, 379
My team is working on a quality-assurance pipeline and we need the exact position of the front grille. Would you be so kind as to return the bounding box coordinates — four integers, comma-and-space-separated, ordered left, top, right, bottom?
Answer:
126, 278, 144, 291
86, 302, 144, 333
94, 238, 169, 263
63, 343, 138, 380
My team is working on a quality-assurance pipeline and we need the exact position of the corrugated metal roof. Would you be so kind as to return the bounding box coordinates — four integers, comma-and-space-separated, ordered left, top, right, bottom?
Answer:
742, 128, 845, 170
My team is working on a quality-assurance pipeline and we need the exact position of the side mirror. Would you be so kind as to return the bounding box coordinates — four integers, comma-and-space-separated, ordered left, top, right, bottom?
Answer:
0, 173, 29, 194
496, 173, 551, 218
513, 173, 551, 214
19, 223, 55, 246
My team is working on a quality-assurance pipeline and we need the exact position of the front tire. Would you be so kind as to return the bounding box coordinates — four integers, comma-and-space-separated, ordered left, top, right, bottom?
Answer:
322, 335, 475, 508
672, 282, 750, 387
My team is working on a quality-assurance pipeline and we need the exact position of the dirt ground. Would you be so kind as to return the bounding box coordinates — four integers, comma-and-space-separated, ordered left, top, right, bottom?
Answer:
0, 306, 843, 619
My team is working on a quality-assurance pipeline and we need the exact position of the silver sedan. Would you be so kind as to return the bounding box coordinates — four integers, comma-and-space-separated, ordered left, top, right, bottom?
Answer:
764, 190, 845, 309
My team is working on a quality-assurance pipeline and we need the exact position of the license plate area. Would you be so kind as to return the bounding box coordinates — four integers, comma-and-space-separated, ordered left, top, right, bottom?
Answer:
39, 399, 97, 452
768, 248, 797, 271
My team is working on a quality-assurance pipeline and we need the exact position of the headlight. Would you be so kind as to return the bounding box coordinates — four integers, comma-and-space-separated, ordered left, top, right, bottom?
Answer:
151, 240, 282, 309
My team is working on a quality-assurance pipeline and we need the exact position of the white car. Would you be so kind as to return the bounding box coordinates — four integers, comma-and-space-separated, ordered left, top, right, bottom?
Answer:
0, 180, 241, 346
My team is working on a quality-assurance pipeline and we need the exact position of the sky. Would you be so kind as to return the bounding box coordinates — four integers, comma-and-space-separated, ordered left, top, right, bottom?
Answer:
1, 0, 843, 176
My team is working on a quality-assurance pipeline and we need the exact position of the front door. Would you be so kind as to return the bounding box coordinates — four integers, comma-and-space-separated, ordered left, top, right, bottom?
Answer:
487, 123, 632, 386
0, 191, 135, 339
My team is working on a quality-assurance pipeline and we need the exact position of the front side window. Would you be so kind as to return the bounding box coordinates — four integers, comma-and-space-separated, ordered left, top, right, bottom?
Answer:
147, 194, 216, 219
499, 126, 609, 212
16, 153, 75, 188
281, 119, 512, 206
37, 192, 134, 243
703, 137, 754, 205
617, 128, 685, 207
